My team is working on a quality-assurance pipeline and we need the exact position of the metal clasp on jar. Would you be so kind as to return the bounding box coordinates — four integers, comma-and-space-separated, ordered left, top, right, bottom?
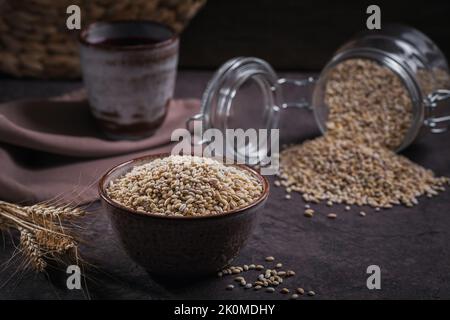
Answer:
424, 89, 450, 133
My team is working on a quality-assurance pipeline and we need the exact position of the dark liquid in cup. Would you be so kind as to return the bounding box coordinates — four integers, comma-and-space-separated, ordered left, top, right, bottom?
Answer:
96, 37, 162, 47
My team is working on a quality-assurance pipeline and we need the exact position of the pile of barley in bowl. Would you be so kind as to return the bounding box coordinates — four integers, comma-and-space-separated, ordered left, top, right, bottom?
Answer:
278, 58, 449, 211
106, 155, 263, 216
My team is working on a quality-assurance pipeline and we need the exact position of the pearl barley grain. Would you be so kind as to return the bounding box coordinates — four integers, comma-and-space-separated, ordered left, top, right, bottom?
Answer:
106, 155, 263, 217
278, 59, 449, 210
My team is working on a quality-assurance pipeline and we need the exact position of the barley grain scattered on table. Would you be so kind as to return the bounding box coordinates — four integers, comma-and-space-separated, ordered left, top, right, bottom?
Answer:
304, 209, 314, 218
297, 287, 305, 295
265, 256, 275, 262
277, 59, 449, 211
307, 290, 316, 296
327, 213, 337, 219
226, 284, 234, 290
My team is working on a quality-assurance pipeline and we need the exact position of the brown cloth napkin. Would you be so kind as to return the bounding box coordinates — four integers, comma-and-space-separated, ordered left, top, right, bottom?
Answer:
0, 94, 200, 204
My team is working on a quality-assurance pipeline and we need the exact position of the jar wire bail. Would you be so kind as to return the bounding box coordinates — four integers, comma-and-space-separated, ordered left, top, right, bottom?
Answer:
424, 89, 450, 133
277, 76, 317, 110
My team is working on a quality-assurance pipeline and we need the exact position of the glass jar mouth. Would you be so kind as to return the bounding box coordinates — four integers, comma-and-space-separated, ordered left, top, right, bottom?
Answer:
198, 57, 282, 164
313, 48, 424, 152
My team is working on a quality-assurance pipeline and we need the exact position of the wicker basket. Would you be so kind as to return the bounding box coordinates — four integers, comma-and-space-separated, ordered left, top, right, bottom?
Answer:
0, 0, 206, 79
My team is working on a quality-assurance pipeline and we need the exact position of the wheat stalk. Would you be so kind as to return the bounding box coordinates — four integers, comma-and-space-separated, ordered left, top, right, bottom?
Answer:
18, 227, 47, 272
0, 200, 86, 272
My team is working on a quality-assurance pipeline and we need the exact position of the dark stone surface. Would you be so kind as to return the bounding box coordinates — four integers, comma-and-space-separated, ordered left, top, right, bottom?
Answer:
1, 71, 450, 299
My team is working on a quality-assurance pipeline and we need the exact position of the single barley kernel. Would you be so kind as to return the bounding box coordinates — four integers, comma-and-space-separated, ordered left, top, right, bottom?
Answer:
281, 288, 290, 294
243, 265, 249, 271
275, 263, 283, 268
217, 272, 223, 277
304, 209, 314, 218
226, 284, 234, 290
307, 290, 316, 296
304, 204, 311, 209
297, 288, 305, 295
277, 271, 286, 276
254, 285, 262, 290
287, 270, 296, 276
265, 256, 275, 262
240, 280, 246, 286
234, 276, 244, 282
291, 294, 299, 300
326, 200, 333, 207
249, 264, 256, 269
327, 213, 337, 219
274, 180, 281, 187
286, 187, 292, 193
285, 194, 291, 200
375, 207, 381, 212
345, 206, 351, 211
245, 283, 252, 289
256, 265, 265, 270
359, 211, 366, 217
266, 287, 275, 293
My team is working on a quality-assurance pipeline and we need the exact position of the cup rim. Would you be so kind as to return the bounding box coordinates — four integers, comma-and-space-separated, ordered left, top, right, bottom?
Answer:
98, 153, 270, 220
79, 20, 178, 51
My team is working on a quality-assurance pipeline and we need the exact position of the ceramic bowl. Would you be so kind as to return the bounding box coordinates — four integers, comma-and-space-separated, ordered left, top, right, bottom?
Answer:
99, 154, 269, 277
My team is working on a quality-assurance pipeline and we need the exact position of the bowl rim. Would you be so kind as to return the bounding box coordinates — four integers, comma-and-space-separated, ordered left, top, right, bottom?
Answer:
98, 153, 270, 220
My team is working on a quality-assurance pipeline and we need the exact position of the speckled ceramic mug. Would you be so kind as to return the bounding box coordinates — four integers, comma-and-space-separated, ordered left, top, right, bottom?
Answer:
80, 21, 179, 140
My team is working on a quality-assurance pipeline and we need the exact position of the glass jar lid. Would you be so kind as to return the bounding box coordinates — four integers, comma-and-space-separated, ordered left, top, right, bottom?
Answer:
189, 57, 282, 164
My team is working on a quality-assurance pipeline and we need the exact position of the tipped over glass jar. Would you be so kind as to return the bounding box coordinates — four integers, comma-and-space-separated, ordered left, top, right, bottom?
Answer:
188, 25, 450, 162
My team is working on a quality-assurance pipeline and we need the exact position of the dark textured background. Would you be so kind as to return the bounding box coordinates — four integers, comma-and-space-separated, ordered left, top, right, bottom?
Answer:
179, 0, 450, 70
0, 73, 450, 299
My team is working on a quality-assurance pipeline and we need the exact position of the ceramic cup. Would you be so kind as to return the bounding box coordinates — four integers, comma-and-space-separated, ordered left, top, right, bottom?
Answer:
79, 21, 179, 140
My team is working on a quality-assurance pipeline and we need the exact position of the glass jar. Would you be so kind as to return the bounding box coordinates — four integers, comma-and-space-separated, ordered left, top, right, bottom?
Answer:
188, 25, 450, 162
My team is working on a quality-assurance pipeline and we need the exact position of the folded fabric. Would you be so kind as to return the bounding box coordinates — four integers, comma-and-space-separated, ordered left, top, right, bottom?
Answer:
0, 94, 200, 204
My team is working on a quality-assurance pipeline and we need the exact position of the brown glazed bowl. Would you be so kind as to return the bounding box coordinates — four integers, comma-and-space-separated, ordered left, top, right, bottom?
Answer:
99, 154, 269, 277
